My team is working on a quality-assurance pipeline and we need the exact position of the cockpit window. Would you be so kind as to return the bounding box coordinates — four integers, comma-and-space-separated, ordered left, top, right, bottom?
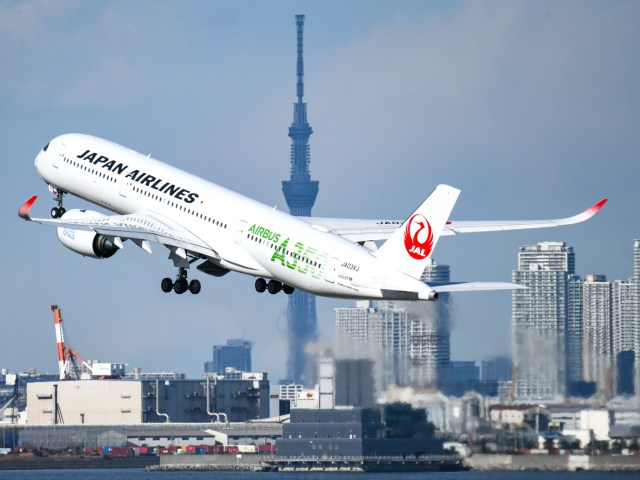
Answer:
43, 142, 50, 152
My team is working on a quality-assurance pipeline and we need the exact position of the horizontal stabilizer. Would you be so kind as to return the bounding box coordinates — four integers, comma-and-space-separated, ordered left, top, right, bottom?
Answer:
429, 281, 527, 293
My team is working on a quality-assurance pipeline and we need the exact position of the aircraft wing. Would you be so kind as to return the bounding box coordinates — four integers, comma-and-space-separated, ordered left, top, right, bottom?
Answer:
18, 195, 218, 260
305, 198, 607, 243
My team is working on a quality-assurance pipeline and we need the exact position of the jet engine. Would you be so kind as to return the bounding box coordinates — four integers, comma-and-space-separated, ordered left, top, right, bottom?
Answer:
56, 209, 120, 259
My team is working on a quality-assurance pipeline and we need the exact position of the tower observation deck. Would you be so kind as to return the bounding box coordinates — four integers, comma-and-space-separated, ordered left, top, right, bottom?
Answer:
282, 15, 319, 385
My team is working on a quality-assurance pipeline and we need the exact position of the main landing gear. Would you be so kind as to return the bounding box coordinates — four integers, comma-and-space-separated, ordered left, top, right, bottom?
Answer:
50, 186, 66, 218
255, 278, 294, 295
162, 267, 201, 295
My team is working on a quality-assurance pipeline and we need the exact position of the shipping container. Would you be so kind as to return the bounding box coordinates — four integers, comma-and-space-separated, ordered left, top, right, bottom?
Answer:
103, 447, 134, 457
82, 447, 101, 455
137, 446, 155, 456
226, 446, 239, 454
237, 444, 257, 453
207, 445, 225, 454
258, 444, 276, 454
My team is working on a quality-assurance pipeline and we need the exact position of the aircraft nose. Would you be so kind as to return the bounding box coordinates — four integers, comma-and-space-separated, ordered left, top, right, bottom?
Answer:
34, 141, 51, 178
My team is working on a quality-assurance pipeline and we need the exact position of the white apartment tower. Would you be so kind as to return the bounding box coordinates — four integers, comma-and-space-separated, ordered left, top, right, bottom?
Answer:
582, 274, 613, 397
512, 242, 575, 400
612, 279, 639, 395
634, 239, 640, 282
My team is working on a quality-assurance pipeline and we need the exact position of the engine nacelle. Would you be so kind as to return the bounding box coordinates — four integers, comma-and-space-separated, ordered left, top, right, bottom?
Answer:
56, 209, 119, 259
425, 290, 439, 301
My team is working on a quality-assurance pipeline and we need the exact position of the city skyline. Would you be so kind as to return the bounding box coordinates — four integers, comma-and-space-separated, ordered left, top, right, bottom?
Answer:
512, 239, 639, 401
2, 1, 639, 381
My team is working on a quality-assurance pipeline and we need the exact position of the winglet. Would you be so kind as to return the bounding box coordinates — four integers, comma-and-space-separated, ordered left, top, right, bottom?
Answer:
565, 198, 608, 225
18, 196, 38, 220
584, 198, 608, 219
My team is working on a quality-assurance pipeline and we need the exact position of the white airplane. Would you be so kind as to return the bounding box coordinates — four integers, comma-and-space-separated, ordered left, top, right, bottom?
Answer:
19, 133, 607, 300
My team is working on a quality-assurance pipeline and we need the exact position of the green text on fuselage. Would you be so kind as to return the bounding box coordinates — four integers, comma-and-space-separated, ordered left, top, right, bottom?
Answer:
248, 223, 281, 243
271, 237, 329, 280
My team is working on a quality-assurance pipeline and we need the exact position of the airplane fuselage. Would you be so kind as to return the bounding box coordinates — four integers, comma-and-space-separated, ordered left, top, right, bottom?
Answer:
35, 134, 434, 300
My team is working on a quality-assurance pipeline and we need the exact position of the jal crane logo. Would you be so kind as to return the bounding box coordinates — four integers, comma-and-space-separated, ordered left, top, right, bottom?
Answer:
404, 214, 433, 260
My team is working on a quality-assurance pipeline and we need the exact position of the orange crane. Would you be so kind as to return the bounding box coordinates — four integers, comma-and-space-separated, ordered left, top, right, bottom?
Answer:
51, 305, 94, 380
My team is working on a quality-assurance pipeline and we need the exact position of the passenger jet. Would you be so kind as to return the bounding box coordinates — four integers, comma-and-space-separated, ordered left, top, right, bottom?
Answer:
19, 134, 607, 300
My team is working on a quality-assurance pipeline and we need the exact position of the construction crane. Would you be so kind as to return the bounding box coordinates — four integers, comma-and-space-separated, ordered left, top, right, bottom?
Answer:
51, 305, 96, 380
50, 305, 125, 380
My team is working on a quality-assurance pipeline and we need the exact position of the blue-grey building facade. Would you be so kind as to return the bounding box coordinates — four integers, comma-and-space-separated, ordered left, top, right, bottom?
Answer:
204, 339, 252, 374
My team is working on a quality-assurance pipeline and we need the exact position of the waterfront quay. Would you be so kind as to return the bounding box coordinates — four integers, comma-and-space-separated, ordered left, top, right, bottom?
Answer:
151, 452, 640, 472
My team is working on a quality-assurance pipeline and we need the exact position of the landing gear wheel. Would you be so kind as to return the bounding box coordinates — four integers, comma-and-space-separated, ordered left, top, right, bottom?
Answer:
189, 279, 201, 295
255, 278, 267, 293
50, 187, 66, 218
283, 284, 295, 295
161, 277, 173, 293
267, 280, 282, 295
174, 278, 188, 294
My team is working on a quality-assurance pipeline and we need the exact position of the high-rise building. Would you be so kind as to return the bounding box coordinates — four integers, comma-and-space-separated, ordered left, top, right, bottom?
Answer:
282, 15, 320, 386
582, 275, 613, 397
204, 339, 252, 374
419, 259, 452, 388
634, 239, 640, 395
634, 239, 640, 282
566, 274, 584, 389
336, 260, 451, 391
336, 298, 451, 391
612, 279, 638, 396
512, 242, 574, 400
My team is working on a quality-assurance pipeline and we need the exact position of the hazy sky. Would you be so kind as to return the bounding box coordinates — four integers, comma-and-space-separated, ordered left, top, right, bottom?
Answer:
2, 0, 638, 381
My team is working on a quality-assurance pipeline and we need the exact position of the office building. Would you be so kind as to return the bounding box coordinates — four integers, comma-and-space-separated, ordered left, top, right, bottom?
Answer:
480, 356, 512, 382
204, 339, 252, 374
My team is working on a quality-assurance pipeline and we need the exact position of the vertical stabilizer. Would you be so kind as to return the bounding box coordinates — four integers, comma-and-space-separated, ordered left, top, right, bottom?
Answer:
375, 184, 460, 280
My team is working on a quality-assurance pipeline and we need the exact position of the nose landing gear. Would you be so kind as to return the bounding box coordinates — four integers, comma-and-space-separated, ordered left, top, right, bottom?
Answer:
49, 186, 66, 218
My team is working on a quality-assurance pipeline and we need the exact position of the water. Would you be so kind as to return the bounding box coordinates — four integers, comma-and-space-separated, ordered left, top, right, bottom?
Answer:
0, 470, 638, 480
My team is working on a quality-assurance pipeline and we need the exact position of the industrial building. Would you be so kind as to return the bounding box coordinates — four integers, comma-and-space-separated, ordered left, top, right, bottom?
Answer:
27, 374, 270, 426
277, 404, 444, 458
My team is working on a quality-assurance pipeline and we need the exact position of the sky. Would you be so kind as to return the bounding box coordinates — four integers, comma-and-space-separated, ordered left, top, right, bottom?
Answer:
1, 0, 638, 382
